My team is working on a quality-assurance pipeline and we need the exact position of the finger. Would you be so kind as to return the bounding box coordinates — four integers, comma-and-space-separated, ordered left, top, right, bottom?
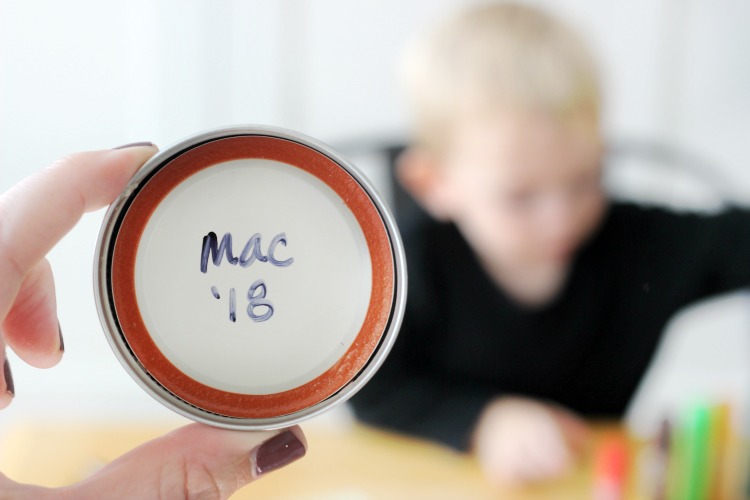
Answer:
1, 258, 61, 368
481, 432, 529, 486
0, 145, 157, 322
68, 424, 307, 499
537, 419, 573, 472
515, 433, 569, 482
499, 416, 572, 484
495, 444, 524, 485
0, 471, 51, 498
495, 442, 534, 486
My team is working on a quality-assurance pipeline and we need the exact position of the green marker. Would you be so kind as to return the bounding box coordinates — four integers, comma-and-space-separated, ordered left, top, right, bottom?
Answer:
666, 417, 686, 500
685, 403, 711, 500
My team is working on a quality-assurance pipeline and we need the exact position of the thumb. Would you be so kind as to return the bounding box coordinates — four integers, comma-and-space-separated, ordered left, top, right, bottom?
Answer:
65, 423, 306, 499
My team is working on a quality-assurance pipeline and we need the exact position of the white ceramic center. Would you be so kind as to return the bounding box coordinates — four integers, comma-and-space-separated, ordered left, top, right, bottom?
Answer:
134, 158, 373, 395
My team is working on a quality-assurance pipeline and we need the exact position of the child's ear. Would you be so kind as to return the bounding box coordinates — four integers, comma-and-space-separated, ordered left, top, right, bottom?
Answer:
396, 147, 452, 221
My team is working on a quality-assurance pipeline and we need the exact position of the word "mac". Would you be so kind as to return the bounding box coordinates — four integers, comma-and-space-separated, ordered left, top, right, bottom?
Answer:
200, 232, 294, 273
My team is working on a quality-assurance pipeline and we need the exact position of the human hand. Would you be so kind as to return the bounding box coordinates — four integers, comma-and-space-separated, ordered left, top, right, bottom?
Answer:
472, 396, 590, 486
0, 144, 307, 498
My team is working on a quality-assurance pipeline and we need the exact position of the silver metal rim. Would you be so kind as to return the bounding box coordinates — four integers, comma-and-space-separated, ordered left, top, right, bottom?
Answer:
93, 125, 407, 430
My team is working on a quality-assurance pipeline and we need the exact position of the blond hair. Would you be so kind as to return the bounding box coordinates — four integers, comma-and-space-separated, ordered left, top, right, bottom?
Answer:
401, 2, 601, 149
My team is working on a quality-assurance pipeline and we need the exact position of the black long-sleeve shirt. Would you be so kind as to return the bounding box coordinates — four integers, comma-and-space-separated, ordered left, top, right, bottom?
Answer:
350, 202, 750, 450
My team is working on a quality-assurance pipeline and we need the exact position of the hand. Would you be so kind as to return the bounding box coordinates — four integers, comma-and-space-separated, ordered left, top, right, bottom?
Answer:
472, 396, 590, 486
0, 144, 307, 499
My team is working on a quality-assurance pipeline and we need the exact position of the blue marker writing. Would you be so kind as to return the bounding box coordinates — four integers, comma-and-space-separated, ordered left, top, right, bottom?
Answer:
201, 232, 294, 273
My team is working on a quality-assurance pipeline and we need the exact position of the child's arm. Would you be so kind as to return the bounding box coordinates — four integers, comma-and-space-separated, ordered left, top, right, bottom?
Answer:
350, 313, 497, 450
351, 219, 499, 450
694, 208, 750, 293
353, 340, 590, 485
619, 205, 750, 300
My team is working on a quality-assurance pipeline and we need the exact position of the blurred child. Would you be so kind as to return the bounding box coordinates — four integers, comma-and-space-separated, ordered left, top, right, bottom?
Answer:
350, 2, 750, 486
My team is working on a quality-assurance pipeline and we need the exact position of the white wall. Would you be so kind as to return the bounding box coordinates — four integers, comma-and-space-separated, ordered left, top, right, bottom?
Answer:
1, 0, 749, 433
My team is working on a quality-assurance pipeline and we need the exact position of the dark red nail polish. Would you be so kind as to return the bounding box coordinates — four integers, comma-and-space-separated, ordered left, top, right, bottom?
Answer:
254, 430, 306, 477
3, 358, 14, 397
58, 321, 64, 352
113, 141, 156, 150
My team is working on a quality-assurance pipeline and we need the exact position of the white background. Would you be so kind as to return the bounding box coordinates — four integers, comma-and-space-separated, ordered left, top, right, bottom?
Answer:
2, 0, 750, 435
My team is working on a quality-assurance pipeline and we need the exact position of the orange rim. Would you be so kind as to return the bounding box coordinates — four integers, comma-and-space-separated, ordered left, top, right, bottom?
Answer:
111, 136, 394, 418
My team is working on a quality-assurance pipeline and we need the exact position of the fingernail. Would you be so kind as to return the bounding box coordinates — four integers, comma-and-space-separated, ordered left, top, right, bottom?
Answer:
3, 358, 14, 397
58, 321, 65, 352
253, 430, 306, 478
113, 141, 156, 150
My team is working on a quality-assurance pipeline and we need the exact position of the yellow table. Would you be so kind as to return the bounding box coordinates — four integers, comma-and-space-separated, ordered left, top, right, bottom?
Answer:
0, 420, 744, 498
